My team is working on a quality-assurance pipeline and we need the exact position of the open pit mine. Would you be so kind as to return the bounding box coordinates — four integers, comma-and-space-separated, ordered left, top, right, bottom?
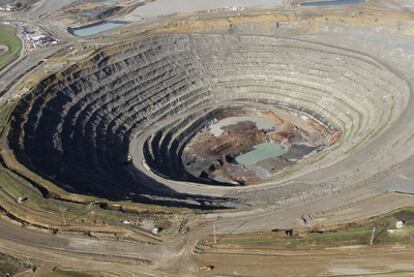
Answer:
7, 33, 408, 208
2, 1, 414, 276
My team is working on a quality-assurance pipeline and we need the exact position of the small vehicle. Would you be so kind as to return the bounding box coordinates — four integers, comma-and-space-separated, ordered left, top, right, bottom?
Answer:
199, 265, 214, 272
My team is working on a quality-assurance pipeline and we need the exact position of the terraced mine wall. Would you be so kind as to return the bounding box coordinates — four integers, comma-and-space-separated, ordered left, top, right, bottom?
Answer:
6, 33, 410, 208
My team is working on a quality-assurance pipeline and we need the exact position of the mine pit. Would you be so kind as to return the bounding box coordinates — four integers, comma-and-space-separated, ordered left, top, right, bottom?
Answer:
6, 32, 409, 205
182, 107, 339, 185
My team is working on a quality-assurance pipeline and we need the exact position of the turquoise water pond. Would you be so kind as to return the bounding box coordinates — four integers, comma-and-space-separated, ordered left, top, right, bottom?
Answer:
70, 21, 127, 37
235, 142, 286, 166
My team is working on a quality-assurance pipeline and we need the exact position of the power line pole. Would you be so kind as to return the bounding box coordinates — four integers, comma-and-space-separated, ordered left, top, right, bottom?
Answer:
213, 224, 216, 244
58, 205, 68, 225
369, 226, 376, 245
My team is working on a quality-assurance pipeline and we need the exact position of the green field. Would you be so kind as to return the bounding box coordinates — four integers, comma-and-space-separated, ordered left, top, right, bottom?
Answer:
204, 207, 414, 249
0, 252, 36, 276
41, 270, 93, 277
0, 24, 22, 71
0, 251, 92, 276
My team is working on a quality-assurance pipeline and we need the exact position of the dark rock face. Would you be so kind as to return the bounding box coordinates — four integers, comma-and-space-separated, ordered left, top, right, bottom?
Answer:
8, 34, 216, 205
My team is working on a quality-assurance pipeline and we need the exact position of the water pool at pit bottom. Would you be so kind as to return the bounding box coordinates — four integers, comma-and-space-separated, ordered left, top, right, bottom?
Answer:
234, 142, 286, 166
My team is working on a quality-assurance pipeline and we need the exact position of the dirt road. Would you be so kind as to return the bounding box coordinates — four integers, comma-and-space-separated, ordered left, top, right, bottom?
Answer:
195, 246, 414, 277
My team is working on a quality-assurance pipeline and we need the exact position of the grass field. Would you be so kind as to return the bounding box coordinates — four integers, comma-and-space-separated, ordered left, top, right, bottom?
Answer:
0, 252, 93, 277
0, 24, 22, 71
0, 252, 36, 276
202, 206, 414, 249
41, 269, 93, 277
